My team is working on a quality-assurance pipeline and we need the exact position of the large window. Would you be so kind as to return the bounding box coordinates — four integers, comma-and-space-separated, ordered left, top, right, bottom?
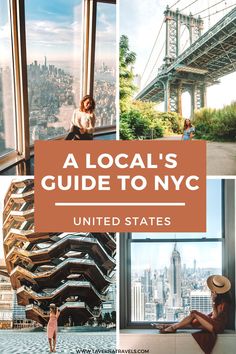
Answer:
25, 0, 82, 144
94, 1, 116, 127
0, 0, 17, 157
128, 180, 224, 324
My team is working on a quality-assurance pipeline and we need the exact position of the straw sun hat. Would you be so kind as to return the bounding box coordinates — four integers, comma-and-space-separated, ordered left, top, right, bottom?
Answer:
207, 275, 231, 294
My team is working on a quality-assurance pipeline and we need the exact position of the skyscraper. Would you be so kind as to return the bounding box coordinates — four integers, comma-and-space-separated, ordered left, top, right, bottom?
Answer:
194, 259, 197, 273
131, 281, 144, 321
190, 291, 212, 314
143, 268, 152, 303
169, 244, 182, 307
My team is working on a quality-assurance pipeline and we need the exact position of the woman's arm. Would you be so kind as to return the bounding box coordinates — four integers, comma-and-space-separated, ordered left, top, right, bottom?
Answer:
56, 309, 60, 319
190, 127, 195, 140
87, 114, 96, 133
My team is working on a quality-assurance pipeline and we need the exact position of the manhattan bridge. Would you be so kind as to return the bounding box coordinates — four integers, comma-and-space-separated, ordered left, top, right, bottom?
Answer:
136, 0, 236, 117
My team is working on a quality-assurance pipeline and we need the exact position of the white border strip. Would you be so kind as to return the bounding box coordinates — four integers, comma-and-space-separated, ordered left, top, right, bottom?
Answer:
55, 202, 186, 206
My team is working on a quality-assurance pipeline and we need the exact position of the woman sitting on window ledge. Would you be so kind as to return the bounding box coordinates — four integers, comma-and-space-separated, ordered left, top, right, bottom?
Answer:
152, 275, 231, 334
65, 95, 96, 140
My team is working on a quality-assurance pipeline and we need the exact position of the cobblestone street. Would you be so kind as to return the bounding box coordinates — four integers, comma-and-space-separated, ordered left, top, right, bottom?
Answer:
0, 331, 116, 354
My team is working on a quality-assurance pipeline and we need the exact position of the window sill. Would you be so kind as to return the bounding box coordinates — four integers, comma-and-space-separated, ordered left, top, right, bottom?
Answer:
120, 329, 236, 334
0, 152, 24, 173
119, 330, 236, 354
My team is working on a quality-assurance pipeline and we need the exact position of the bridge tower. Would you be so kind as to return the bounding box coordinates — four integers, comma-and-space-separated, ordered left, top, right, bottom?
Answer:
162, 5, 205, 116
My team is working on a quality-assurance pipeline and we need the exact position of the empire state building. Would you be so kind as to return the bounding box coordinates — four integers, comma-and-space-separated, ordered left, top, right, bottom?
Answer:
169, 243, 182, 307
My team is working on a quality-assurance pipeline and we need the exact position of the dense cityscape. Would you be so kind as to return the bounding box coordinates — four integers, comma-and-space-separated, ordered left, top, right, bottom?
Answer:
27, 58, 116, 143
0, 59, 116, 154
131, 244, 221, 322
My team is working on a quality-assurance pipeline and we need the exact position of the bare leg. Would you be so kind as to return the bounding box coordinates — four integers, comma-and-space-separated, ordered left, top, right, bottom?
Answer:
193, 313, 213, 333
48, 338, 53, 352
52, 332, 57, 352
163, 311, 213, 333
174, 313, 195, 330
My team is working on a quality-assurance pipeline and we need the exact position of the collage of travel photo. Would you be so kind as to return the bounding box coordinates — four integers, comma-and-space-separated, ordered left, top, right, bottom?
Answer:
0, 0, 236, 354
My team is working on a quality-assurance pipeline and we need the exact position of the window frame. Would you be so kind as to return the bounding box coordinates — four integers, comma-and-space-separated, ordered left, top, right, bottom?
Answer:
0, 0, 116, 172
120, 180, 236, 329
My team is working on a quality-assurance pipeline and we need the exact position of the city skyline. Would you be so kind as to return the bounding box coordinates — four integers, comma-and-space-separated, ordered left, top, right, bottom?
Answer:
131, 242, 221, 322
0, 56, 116, 155
120, 0, 236, 111
131, 179, 223, 270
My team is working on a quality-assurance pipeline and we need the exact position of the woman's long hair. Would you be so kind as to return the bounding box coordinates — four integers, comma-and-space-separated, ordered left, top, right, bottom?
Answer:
184, 119, 192, 130
215, 291, 232, 305
50, 303, 57, 315
80, 95, 95, 113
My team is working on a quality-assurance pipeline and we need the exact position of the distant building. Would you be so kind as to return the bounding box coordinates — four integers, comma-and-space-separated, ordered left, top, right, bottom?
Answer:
144, 302, 156, 321
133, 74, 141, 91
169, 244, 182, 307
102, 282, 116, 316
131, 281, 144, 321
0, 260, 34, 329
193, 259, 197, 273
143, 268, 152, 303
0, 273, 13, 329
190, 290, 212, 314
156, 302, 164, 320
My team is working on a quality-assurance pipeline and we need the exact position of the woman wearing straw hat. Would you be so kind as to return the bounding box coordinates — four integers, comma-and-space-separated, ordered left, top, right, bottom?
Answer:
154, 275, 231, 334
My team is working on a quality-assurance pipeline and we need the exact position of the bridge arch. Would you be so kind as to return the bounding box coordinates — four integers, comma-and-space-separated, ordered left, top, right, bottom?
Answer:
164, 6, 203, 64
179, 24, 190, 54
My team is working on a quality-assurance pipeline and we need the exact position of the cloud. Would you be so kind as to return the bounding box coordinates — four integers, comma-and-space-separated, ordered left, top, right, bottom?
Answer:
96, 12, 116, 44
26, 20, 80, 46
0, 23, 11, 40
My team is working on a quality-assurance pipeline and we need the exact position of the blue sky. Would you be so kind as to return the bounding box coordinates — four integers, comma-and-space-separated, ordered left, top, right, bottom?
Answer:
120, 0, 236, 112
131, 179, 224, 269
0, 0, 116, 67
24, 0, 116, 65
25, 0, 81, 21
131, 241, 222, 271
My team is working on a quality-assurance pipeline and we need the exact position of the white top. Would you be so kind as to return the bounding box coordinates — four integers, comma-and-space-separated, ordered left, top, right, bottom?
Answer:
71, 109, 95, 134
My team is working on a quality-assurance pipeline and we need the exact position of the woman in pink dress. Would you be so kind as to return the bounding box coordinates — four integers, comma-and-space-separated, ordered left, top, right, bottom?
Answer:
47, 304, 60, 353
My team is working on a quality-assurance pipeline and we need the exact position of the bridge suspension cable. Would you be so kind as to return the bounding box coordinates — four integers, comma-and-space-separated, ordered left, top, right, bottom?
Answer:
141, 0, 183, 86
180, 0, 200, 12
169, 0, 183, 9
201, 3, 236, 19
143, 42, 165, 88
193, 0, 229, 16
141, 20, 164, 80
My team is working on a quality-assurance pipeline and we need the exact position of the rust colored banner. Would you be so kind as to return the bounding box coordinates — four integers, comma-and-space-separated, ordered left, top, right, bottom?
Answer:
35, 140, 206, 232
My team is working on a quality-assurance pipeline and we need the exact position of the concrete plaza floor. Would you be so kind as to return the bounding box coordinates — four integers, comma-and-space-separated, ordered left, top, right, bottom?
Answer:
0, 331, 116, 354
